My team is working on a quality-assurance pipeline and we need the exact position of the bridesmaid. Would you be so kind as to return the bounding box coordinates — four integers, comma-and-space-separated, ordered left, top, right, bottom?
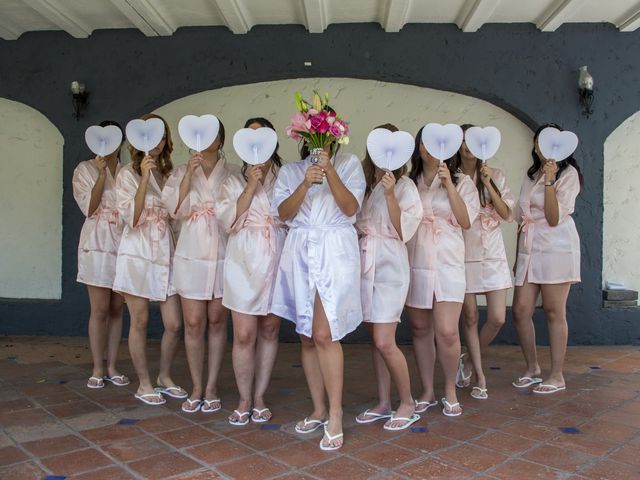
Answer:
73, 120, 128, 389
512, 123, 582, 394
272, 139, 365, 450
217, 117, 286, 425
114, 113, 185, 405
162, 117, 232, 413
405, 126, 480, 417
355, 124, 423, 430
454, 124, 515, 400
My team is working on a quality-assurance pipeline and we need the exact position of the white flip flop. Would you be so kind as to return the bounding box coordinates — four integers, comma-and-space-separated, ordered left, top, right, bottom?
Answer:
319, 424, 343, 451
86, 376, 104, 389
441, 398, 462, 417
228, 410, 251, 426
414, 399, 438, 414
154, 385, 188, 399
181, 398, 202, 413
134, 392, 166, 406
295, 418, 326, 434
456, 354, 471, 388
512, 376, 543, 388
532, 384, 566, 395
201, 399, 222, 413
251, 407, 272, 423
355, 409, 392, 424
103, 374, 130, 387
471, 386, 488, 400
383, 413, 421, 431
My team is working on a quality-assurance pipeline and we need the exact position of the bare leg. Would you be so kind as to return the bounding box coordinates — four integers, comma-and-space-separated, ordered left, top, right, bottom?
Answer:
181, 298, 207, 401
157, 294, 183, 390
512, 279, 542, 384
230, 311, 257, 421
296, 334, 327, 431
480, 289, 507, 348
537, 283, 571, 390
86, 286, 112, 383
356, 323, 392, 422
461, 293, 481, 387
432, 301, 463, 415
204, 298, 228, 403
106, 291, 125, 378
253, 314, 280, 420
313, 293, 344, 449
406, 306, 436, 403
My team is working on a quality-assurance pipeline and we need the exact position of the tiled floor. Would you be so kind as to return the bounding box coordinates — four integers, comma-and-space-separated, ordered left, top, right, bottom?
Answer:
1, 336, 639, 479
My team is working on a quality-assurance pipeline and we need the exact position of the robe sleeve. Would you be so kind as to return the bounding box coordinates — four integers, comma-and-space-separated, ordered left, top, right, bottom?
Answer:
161, 164, 191, 219
216, 174, 247, 233
396, 177, 424, 243
272, 163, 293, 216
555, 166, 580, 222
116, 167, 146, 229
341, 154, 366, 209
72, 161, 95, 218
455, 174, 480, 227
490, 168, 516, 223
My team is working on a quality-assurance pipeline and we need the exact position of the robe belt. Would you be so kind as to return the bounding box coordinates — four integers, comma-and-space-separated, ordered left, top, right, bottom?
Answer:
143, 207, 168, 261
479, 211, 501, 250
94, 206, 120, 225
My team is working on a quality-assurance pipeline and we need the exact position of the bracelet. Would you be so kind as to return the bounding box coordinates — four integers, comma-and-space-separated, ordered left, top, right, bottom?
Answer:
544, 180, 555, 187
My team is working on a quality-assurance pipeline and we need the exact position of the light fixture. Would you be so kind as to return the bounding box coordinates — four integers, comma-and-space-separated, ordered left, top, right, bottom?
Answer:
578, 66, 594, 118
70, 81, 89, 120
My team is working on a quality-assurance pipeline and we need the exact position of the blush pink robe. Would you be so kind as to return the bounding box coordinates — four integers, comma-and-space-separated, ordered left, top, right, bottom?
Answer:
113, 164, 176, 301
463, 168, 515, 293
161, 160, 233, 301
73, 159, 123, 288
406, 173, 480, 308
356, 176, 423, 323
217, 169, 287, 315
514, 166, 581, 286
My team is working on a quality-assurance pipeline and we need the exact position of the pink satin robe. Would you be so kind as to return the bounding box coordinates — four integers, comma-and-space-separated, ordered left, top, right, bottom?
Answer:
463, 168, 515, 293
217, 170, 287, 315
406, 173, 480, 308
113, 164, 176, 301
356, 176, 423, 323
514, 165, 581, 286
73, 159, 123, 288
271, 153, 366, 341
162, 160, 233, 300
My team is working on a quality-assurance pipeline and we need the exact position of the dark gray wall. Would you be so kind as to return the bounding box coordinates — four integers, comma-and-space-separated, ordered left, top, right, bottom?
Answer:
0, 23, 639, 344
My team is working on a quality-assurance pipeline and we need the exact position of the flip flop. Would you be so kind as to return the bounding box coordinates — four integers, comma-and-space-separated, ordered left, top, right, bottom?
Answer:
135, 392, 166, 406
319, 424, 343, 451
229, 410, 251, 426
87, 376, 104, 389
103, 375, 130, 387
532, 384, 566, 395
295, 418, 326, 434
355, 409, 393, 424
251, 407, 272, 423
441, 398, 462, 417
471, 386, 488, 400
383, 413, 421, 431
154, 385, 188, 399
456, 354, 471, 388
414, 399, 438, 414
201, 399, 222, 413
512, 376, 543, 388
181, 398, 202, 413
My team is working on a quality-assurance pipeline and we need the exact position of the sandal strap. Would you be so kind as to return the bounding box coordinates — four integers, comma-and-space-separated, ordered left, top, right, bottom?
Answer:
442, 398, 460, 409
252, 407, 270, 414
204, 399, 221, 405
303, 418, 324, 426
233, 410, 251, 418
137, 393, 162, 399
89, 376, 103, 382
323, 428, 344, 442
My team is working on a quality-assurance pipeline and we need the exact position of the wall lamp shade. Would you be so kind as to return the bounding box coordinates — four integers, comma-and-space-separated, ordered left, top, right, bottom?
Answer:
578, 66, 594, 118
71, 81, 89, 120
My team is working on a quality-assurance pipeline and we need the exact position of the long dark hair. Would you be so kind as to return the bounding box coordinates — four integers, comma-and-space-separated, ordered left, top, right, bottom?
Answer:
451, 123, 501, 207
99, 120, 125, 160
409, 126, 459, 186
528, 123, 583, 186
241, 117, 282, 181
362, 123, 408, 196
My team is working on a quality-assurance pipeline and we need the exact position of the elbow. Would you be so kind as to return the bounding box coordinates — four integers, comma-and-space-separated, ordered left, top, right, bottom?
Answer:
460, 221, 471, 230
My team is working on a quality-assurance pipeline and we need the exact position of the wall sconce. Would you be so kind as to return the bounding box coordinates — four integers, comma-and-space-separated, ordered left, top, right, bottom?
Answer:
70, 81, 89, 120
578, 66, 594, 118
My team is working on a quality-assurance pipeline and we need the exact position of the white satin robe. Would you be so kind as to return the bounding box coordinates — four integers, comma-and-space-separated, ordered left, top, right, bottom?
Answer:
356, 176, 423, 323
406, 173, 480, 308
514, 166, 581, 286
162, 160, 232, 300
463, 168, 515, 293
217, 170, 287, 315
271, 153, 366, 341
73, 159, 123, 288
113, 164, 176, 302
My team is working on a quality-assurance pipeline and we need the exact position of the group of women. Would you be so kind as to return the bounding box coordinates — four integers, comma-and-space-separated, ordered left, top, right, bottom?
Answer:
73, 113, 582, 451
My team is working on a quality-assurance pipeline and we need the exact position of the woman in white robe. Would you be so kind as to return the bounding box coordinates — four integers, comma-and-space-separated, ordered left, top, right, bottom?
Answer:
405, 126, 480, 417
162, 119, 233, 414
217, 117, 286, 425
114, 114, 185, 406
354, 124, 423, 430
272, 144, 365, 450
73, 120, 128, 389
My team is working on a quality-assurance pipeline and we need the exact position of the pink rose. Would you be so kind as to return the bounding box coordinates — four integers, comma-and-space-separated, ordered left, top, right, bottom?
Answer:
309, 112, 326, 131
317, 120, 330, 134
290, 112, 309, 132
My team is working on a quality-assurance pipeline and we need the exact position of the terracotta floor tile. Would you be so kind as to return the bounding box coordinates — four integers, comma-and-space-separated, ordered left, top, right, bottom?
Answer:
578, 420, 639, 444
233, 428, 297, 451
0, 445, 28, 466
0, 398, 37, 412
490, 459, 566, 479
437, 443, 508, 472
463, 411, 514, 429
609, 443, 640, 467
472, 431, 539, 455
550, 432, 616, 457
157, 425, 216, 449
390, 431, 457, 453
305, 456, 380, 480
398, 457, 471, 479
0, 409, 54, 427
268, 440, 334, 468
136, 413, 192, 433
170, 469, 224, 479
217, 453, 289, 479
48, 400, 105, 418
185, 439, 254, 465
352, 443, 420, 469
426, 420, 487, 441
103, 434, 170, 462
272, 474, 316, 480
128, 452, 202, 479
69, 465, 138, 480
523, 444, 597, 472
80, 423, 143, 445
21, 434, 88, 457
40, 447, 114, 476
501, 420, 562, 441
580, 459, 640, 480
598, 410, 640, 429
0, 461, 46, 480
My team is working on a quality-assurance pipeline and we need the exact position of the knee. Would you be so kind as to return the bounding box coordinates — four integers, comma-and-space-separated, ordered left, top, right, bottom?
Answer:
463, 308, 479, 327
234, 327, 256, 347
486, 313, 506, 329
259, 321, 280, 342
300, 335, 315, 350
183, 315, 203, 334
208, 315, 227, 333
410, 322, 433, 340
90, 304, 110, 321
436, 327, 460, 349
512, 303, 531, 323
163, 321, 182, 336
542, 304, 564, 322
312, 329, 333, 348
129, 314, 148, 330
374, 336, 397, 357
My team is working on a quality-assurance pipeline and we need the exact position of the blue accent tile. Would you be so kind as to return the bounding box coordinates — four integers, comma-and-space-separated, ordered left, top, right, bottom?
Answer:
261, 424, 280, 430
44, 476, 67, 480
560, 427, 581, 434
590, 366, 601, 370
411, 427, 427, 433
118, 418, 138, 425
58, 380, 67, 384
489, 366, 501, 370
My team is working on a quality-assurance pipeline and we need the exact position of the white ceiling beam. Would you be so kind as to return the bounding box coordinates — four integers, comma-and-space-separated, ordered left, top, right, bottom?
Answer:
456, 0, 501, 32
303, 0, 327, 34
383, 0, 412, 32
0, 21, 20, 40
213, 0, 251, 34
616, 3, 640, 32
111, 0, 175, 36
536, 0, 581, 32
21, 0, 92, 38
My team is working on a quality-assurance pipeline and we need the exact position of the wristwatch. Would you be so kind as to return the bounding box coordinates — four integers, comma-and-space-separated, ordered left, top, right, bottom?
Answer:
545, 180, 555, 187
